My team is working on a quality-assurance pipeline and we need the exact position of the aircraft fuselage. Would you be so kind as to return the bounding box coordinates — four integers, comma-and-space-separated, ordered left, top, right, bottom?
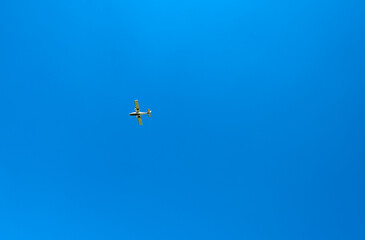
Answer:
129, 112, 148, 116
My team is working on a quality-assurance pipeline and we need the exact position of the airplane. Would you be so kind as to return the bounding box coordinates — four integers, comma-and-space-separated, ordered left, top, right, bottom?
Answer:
129, 100, 151, 125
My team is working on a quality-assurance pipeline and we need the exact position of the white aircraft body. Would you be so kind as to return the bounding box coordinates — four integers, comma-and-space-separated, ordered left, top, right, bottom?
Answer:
129, 100, 151, 125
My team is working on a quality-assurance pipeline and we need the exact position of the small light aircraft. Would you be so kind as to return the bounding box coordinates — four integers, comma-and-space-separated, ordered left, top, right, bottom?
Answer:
129, 100, 151, 125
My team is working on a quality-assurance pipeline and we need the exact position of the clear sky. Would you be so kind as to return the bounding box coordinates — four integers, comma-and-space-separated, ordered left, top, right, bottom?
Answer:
1, 1, 364, 239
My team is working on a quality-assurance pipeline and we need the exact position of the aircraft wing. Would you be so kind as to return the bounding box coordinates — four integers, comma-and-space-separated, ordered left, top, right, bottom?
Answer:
137, 115, 143, 125
134, 100, 140, 112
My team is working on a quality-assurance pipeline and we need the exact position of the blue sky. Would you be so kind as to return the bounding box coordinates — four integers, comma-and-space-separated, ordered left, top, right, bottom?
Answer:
1, 1, 364, 239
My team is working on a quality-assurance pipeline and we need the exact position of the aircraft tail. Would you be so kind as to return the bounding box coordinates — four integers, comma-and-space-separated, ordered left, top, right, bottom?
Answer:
147, 109, 151, 117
